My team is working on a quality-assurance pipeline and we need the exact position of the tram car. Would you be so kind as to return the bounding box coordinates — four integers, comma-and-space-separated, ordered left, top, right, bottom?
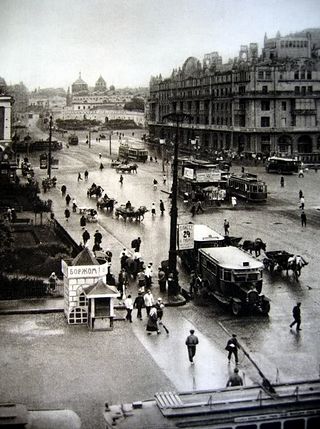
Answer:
198, 246, 270, 315
104, 378, 320, 429
227, 173, 267, 202
118, 143, 148, 162
68, 134, 79, 145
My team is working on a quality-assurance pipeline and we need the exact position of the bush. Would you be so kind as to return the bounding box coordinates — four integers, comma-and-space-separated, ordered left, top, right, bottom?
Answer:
0, 273, 48, 299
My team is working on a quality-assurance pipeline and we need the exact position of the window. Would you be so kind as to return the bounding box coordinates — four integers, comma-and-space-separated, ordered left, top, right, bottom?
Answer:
265, 70, 272, 79
294, 71, 299, 79
284, 419, 304, 429
308, 416, 320, 428
261, 117, 270, 127
258, 70, 264, 79
261, 100, 270, 111
307, 71, 312, 79
223, 270, 232, 281
295, 86, 300, 94
282, 101, 287, 111
301, 86, 306, 95
262, 86, 268, 94
308, 86, 313, 93
300, 71, 305, 79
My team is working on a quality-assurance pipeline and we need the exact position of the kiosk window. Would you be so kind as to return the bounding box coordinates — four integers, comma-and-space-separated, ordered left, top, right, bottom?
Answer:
223, 270, 232, 281
261, 423, 281, 429
284, 419, 304, 429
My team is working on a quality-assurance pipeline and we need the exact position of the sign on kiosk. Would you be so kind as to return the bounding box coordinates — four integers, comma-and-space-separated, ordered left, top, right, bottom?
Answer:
178, 224, 194, 250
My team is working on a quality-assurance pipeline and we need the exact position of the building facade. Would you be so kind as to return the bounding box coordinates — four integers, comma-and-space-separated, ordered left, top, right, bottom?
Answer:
148, 30, 320, 162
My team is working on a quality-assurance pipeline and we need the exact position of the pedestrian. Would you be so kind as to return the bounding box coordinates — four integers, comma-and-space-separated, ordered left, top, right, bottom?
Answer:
65, 194, 71, 206
80, 214, 86, 229
137, 269, 146, 290
290, 302, 302, 331
151, 203, 156, 216
82, 229, 90, 246
145, 263, 153, 288
160, 200, 165, 215
153, 179, 158, 190
280, 176, 284, 187
120, 251, 128, 270
118, 268, 128, 299
11, 208, 17, 222
299, 190, 303, 199
301, 210, 307, 227
225, 334, 240, 364
299, 196, 305, 210
131, 237, 141, 252
119, 174, 123, 185
298, 168, 304, 178
158, 267, 167, 292
146, 306, 160, 335
189, 270, 196, 297
224, 219, 230, 236
48, 272, 58, 291
185, 329, 199, 364
94, 229, 102, 246
190, 204, 196, 217
144, 289, 154, 316
78, 172, 83, 181
72, 198, 77, 213
231, 196, 237, 208
156, 298, 169, 334
134, 292, 144, 320
196, 200, 204, 214
84, 170, 89, 181
163, 174, 167, 185
61, 184, 66, 196
99, 153, 102, 159
241, 166, 245, 174
124, 295, 133, 323
99, 162, 104, 170
64, 207, 70, 222
226, 367, 243, 387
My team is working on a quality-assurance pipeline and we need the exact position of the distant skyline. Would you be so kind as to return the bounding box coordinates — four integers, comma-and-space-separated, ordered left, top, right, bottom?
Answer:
1, 0, 319, 90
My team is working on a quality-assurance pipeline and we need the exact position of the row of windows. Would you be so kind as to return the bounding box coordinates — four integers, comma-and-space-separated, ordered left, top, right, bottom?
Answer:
280, 40, 309, 48
294, 71, 312, 80
258, 70, 272, 80
215, 415, 320, 429
295, 86, 313, 95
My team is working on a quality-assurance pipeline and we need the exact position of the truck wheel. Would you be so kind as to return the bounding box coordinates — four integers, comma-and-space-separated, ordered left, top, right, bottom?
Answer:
231, 301, 242, 316
261, 300, 270, 315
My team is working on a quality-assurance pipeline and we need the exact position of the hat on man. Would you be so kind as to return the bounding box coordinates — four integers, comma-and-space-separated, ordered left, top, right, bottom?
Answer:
232, 334, 237, 337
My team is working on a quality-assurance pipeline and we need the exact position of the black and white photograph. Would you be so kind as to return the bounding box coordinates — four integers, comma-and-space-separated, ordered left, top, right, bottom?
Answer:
0, 0, 320, 428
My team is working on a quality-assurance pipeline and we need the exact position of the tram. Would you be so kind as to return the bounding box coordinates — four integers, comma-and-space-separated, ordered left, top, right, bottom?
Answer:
227, 174, 267, 202
266, 156, 300, 174
68, 134, 79, 145
118, 143, 148, 162
104, 378, 320, 429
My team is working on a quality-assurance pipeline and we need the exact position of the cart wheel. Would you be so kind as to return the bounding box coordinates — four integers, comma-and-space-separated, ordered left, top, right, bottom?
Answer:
231, 301, 242, 316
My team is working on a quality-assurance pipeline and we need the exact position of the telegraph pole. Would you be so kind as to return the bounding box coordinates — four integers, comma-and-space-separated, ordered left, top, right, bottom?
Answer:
47, 115, 53, 179
162, 112, 193, 296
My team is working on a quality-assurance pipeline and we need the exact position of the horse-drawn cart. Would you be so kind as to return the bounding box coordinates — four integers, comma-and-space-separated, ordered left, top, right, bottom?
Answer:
97, 195, 117, 212
114, 205, 148, 221
115, 163, 138, 174
263, 251, 308, 280
78, 207, 98, 222
87, 184, 104, 198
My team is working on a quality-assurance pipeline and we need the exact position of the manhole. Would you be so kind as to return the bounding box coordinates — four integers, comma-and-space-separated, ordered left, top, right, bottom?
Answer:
273, 222, 283, 225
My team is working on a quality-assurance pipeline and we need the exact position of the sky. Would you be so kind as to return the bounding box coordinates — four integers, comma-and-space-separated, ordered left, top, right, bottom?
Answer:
0, 0, 319, 91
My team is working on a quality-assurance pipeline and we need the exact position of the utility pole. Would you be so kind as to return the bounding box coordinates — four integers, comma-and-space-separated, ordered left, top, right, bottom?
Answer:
109, 131, 112, 155
47, 115, 53, 179
162, 112, 193, 297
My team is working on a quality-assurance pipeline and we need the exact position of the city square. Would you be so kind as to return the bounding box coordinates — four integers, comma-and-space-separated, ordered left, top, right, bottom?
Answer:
1, 1, 320, 428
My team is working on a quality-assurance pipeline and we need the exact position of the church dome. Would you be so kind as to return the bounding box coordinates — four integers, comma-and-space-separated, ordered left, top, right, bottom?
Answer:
94, 75, 107, 92
72, 73, 88, 94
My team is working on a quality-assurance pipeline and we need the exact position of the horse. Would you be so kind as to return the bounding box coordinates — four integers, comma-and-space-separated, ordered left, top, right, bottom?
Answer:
97, 197, 116, 212
242, 238, 266, 257
286, 255, 308, 281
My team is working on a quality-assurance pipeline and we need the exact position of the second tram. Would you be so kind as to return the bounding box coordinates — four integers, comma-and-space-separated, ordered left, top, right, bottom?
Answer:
227, 174, 267, 202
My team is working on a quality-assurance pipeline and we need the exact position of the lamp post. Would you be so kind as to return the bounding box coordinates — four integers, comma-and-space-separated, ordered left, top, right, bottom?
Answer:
109, 130, 113, 155
162, 112, 193, 297
47, 115, 53, 179
159, 127, 166, 173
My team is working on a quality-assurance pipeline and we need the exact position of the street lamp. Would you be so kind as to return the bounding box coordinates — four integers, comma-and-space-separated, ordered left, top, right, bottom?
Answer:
162, 112, 193, 297
159, 127, 166, 173
47, 115, 53, 179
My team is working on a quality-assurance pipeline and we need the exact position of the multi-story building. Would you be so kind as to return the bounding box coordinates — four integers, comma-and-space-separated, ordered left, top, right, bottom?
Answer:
148, 29, 320, 162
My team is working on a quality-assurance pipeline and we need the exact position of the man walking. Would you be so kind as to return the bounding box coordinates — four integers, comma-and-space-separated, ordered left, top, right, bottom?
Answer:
224, 219, 230, 236
124, 295, 133, 323
226, 367, 243, 387
134, 292, 144, 320
185, 329, 199, 364
144, 289, 154, 316
301, 210, 307, 227
226, 334, 240, 364
82, 229, 90, 246
290, 302, 302, 331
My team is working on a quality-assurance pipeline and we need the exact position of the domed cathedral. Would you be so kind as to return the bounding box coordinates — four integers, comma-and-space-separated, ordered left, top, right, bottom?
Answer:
71, 72, 89, 95
94, 75, 107, 93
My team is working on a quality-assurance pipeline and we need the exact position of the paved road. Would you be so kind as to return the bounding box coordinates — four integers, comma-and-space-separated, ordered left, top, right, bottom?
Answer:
2, 117, 319, 428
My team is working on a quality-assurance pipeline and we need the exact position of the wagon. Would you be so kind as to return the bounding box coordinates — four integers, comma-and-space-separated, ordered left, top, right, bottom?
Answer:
263, 250, 294, 273
115, 163, 138, 174
114, 205, 148, 221
97, 195, 117, 211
